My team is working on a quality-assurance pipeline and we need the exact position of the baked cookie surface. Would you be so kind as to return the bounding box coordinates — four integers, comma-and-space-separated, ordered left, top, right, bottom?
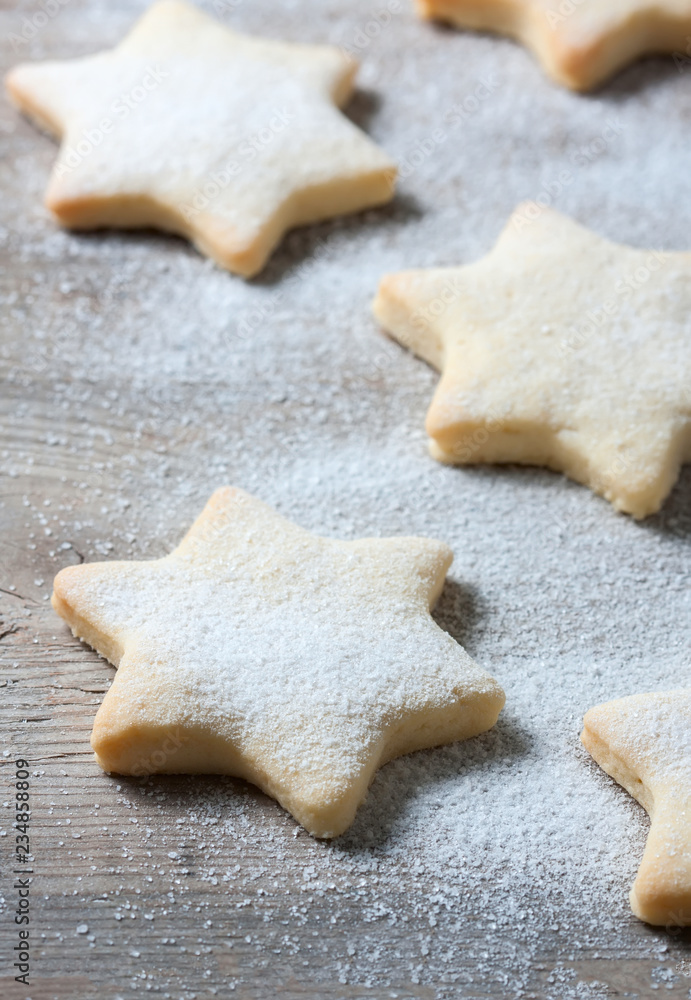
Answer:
582, 690, 691, 927
416, 0, 691, 91
5, 0, 396, 277
373, 205, 691, 519
51, 487, 505, 838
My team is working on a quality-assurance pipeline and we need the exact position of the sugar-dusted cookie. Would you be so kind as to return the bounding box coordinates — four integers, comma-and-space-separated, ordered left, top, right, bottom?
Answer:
373, 205, 691, 519
5, 0, 396, 278
415, 0, 691, 91
51, 487, 505, 838
581, 691, 691, 926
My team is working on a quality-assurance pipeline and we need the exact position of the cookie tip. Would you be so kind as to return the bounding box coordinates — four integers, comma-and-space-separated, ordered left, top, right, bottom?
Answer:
630, 882, 691, 928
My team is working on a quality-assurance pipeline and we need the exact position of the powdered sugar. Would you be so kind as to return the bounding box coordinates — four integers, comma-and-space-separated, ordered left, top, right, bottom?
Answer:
55, 493, 502, 835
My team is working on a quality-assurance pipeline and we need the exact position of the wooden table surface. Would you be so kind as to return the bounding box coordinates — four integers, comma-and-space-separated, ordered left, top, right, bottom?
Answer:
1, 1, 690, 998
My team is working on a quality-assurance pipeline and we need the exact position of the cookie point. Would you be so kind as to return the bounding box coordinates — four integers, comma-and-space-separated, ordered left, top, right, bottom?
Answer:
52, 562, 82, 598
579, 722, 597, 757
4, 65, 20, 93
414, 0, 436, 21
376, 272, 399, 296
207, 485, 251, 511
630, 881, 691, 928
372, 275, 397, 318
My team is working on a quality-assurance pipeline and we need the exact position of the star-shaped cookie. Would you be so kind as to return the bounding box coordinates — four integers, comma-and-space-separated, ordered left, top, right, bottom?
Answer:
5, 0, 396, 277
582, 690, 691, 926
416, 0, 691, 91
373, 205, 691, 518
51, 487, 505, 838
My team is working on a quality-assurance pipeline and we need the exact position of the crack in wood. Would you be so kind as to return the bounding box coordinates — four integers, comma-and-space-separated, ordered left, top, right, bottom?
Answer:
0, 586, 39, 604
0, 623, 22, 641
30, 752, 95, 760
